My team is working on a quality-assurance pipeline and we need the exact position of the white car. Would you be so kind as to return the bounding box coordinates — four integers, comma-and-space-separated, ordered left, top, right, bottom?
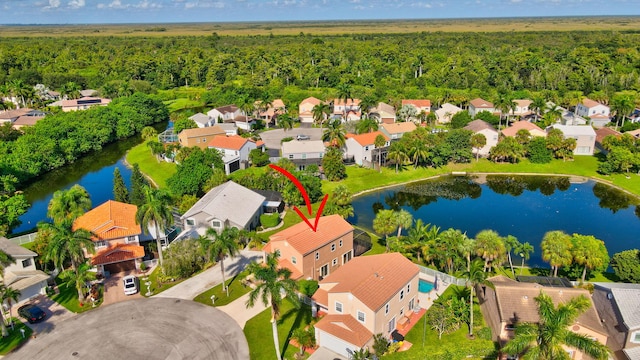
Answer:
123, 275, 139, 295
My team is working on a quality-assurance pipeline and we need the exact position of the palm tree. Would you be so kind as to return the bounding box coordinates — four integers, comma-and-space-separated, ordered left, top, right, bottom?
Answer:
322, 118, 346, 147
372, 209, 397, 252
386, 143, 409, 173
42, 219, 95, 271
60, 81, 81, 100
394, 209, 413, 238
290, 327, 316, 356
611, 93, 635, 130
335, 83, 353, 121
504, 235, 521, 278
495, 94, 516, 129
312, 102, 331, 130
470, 133, 487, 162
458, 237, 476, 272
462, 259, 492, 338
356, 116, 379, 134
359, 96, 377, 118
277, 113, 294, 132
516, 242, 534, 275
529, 96, 546, 122
246, 250, 299, 360
204, 227, 240, 296
402, 219, 428, 262
135, 186, 174, 267
541, 230, 573, 277
502, 293, 610, 360
47, 184, 92, 225
474, 230, 506, 272
1, 286, 21, 327
59, 261, 96, 304
410, 142, 429, 168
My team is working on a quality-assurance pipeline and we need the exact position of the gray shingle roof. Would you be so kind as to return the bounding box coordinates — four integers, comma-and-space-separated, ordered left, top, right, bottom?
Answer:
181, 181, 265, 229
0, 237, 36, 257
189, 113, 211, 125
463, 119, 497, 133
595, 283, 640, 330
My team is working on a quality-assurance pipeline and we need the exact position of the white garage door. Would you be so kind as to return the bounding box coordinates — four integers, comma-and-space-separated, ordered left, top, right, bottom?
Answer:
18, 281, 46, 303
317, 329, 358, 358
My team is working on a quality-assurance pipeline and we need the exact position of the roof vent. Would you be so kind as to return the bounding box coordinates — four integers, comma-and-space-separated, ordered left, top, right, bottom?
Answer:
523, 295, 528, 300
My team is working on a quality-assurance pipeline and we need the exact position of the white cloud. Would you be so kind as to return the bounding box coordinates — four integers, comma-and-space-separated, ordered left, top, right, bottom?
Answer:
68, 0, 85, 9
185, 1, 225, 9
45, 0, 61, 9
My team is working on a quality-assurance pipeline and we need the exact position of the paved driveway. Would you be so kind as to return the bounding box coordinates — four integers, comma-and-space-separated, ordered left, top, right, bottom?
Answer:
21, 295, 76, 336
259, 128, 322, 149
102, 271, 143, 306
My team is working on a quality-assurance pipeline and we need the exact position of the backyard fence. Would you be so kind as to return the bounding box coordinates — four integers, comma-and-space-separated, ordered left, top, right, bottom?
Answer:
418, 265, 467, 287
8, 231, 38, 245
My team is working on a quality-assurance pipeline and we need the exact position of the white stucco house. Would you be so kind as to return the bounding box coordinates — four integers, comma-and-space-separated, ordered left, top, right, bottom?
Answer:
463, 119, 499, 156
0, 237, 49, 304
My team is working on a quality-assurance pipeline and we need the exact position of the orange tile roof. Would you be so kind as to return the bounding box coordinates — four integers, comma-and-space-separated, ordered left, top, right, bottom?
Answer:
381, 122, 416, 134
278, 258, 303, 280
320, 253, 419, 311
209, 135, 250, 150
315, 314, 373, 348
595, 127, 621, 144
73, 200, 141, 241
470, 98, 494, 108
332, 98, 361, 106
582, 98, 602, 108
91, 243, 145, 265
501, 121, 545, 137
346, 131, 389, 146
300, 97, 321, 106
267, 215, 353, 256
312, 288, 329, 307
402, 99, 431, 108
255, 140, 265, 147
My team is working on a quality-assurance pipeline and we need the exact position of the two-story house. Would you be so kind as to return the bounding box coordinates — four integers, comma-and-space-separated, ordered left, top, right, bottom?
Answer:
0, 237, 49, 304
281, 140, 325, 171
257, 98, 286, 127
379, 122, 416, 141
299, 97, 322, 124
180, 181, 265, 237
469, 98, 498, 118
548, 124, 596, 155
435, 103, 463, 124
463, 119, 499, 157
576, 98, 611, 128
501, 121, 546, 138
345, 131, 390, 166
263, 215, 354, 281
177, 126, 226, 149
512, 99, 533, 117
208, 135, 262, 174
189, 113, 215, 128
312, 253, 420, 357
480, 276, 608, 360
332, 99, 361, 121
401, 99, 431, 115
369, 102, 396, 124
73, 200, 146, 275
207, 105, 243, 123
592, 282, 640, 360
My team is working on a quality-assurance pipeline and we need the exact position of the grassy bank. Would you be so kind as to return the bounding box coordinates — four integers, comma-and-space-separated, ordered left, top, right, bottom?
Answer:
125, 141, 176, 189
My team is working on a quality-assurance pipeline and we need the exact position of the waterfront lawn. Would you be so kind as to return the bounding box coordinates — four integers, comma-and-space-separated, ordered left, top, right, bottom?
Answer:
163, 98, 203, 113
126, 140, 176, 188
0, 318, 33, 355
244, 300, 313, 360
193, 270, 251, 306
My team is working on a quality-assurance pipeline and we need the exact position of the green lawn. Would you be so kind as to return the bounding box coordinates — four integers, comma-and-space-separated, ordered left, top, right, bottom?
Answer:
50, 280, 101, 314
163, 98, 203, 113
244, 300, 314, 360
193, 270, 251, 306
0, 318, 33, 355
140, 266, 186, 297
125, 141, 176, 188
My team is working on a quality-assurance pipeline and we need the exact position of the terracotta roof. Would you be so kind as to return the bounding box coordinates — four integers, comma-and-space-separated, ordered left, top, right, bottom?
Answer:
73, 200, 141, 241
0, 108, 33, 120
346, 131, 389, 147
312, 288, 329, 307
314, 314, 373, 348
380, 122, 416, 134
91, 243, 145, 265
463, 119, 497, 133
216, 105, 239, 114
13, 114, 45, 126
513, 99, 532, 108
60, 97, 111, 107
595, 127, 621, 144
488, 275, 606, 335
582, 98, 602, 108
300, 97, 321, 106
332, 98, 361, 106
402, 99, 431, 108
319, 253, 419, 311
209, 135, 249, 150
277, 258, 303, 280
267, 215, 353, 256
179, 126, 225, 139
255, 140, 265, 147
470, 98, 494, 108
626, 129, 640, 138
501, 121, 545, 137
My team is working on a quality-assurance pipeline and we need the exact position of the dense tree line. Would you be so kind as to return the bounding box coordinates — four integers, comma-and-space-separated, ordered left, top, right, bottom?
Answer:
0, 93, 168, 186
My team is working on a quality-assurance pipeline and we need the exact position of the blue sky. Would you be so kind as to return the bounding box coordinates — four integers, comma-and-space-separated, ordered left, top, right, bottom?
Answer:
0, 0, 637, 24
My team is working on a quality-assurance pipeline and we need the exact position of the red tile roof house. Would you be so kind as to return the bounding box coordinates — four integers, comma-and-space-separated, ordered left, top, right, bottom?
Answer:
312, 253, 420, 358
345, 131, 390, 166
73, 200, 146, 275
468, 98, 499, 118
332, 98, 362, 121
401, 99, 431, 116
256, 98, 286, 127
298, 97, 323, 124
501, 121, 546, 138
208, 134, 263, 175
263, 215, 354, 281
51, 97, 111, 112
576, 98, 611, 128
595, 127, 621, 153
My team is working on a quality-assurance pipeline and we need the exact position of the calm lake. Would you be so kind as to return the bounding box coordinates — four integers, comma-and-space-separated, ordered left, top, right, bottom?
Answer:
348, 175, 640, 267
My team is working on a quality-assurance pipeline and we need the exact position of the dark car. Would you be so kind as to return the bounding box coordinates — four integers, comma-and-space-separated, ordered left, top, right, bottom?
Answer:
18, 304, 46, 324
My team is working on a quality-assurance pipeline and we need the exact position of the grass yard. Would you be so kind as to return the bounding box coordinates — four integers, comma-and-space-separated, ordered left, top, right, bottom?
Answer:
125, 140, 176, 188
0, 318, 33, 355
51, 280, 102, 314
140, 266, 186, 297
244, 300, 314, 360
163, 98, 203, 113
193, 270, 251, 306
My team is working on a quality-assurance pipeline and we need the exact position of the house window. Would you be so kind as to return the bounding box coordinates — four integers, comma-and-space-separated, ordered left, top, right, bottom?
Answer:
407, 283, 411, 293
400, 307, 404, 316
631, 331, 640, 344
399, 290, 404, 301
302, 153, 306, 159
385, 303, 390, 315
315, 252, 319, 260
339, 239, 343, 247
21, 258, 32, 268
202, 138, 207, 143
357, 311, 365, 323
335, 301, 343, 313
292, 256, 297, 265
342, 251, 352, 265
186, 219, 195, 226
332, 258, 338, 266
408, 298, 415, 311
331, 243, 336, 252
96, 240, 107, 248
365, 146, 369, 151
127, 236, 137, 243
288, 155, 294, 159
211, 220, 222, 227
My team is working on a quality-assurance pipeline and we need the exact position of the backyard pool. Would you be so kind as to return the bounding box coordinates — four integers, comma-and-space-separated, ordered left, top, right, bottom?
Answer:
418, 279, 434, 293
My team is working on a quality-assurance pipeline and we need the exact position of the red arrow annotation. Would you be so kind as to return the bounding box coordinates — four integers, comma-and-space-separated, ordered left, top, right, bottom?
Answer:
269, 164, 329, 232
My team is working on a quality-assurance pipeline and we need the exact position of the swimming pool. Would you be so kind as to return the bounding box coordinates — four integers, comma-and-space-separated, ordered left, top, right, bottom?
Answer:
418, 279, 434, 293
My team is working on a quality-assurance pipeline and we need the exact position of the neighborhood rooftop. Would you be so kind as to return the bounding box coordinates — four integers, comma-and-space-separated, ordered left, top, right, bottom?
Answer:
73, 200, 141, 241
268, 214, 353, 255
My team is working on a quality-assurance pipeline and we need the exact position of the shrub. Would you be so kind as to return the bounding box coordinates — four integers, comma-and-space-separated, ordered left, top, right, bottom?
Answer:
260, 213, 280, 228
373, 333, 390, 355
281, 137, 294, 143
611, 249, 640, 283
162, 239, 207, 279
298, 279, 319, 297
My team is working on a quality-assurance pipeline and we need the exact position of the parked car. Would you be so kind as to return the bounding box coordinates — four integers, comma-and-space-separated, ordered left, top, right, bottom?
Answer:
18, 304, 46, 324
123, 275, 139, 295
296, 134, 310, 140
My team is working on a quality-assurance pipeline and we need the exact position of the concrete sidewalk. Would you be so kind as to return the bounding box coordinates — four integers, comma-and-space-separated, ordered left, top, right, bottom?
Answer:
218, 291, 270, 329
154, 249, 263, 300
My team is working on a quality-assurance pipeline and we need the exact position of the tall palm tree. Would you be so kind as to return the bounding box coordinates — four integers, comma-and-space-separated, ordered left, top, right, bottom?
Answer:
204, 227, 240, 296
59, 261, 96, 303
541, 230, 573, 277
42, 219, 95, 271
504, 235, 521, 278
47, 185, 92, 225
495, 94, 516, 129
372, 209, 397, 252
611, 93, 635, 130
322, 118, 346, 147
335, 83, 353, 121
394, 209, 413, 238
386, 143, 409, 173
516, 242, 534, 275
312, 102, 331, 131
529, 96, 546, 122
277, 113, 294, 132
1, 286, 21, 327
136, 186, 174, 267
462, 259, 492, 338
356, 116, 379, 134
60, 81, 81, 100
474, 230, 506, 272
246, 250, 299, 360
470, 133, 487, 162
502, 293, 610, 360
410, 142, 429, 168
458, 237, 476, 272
